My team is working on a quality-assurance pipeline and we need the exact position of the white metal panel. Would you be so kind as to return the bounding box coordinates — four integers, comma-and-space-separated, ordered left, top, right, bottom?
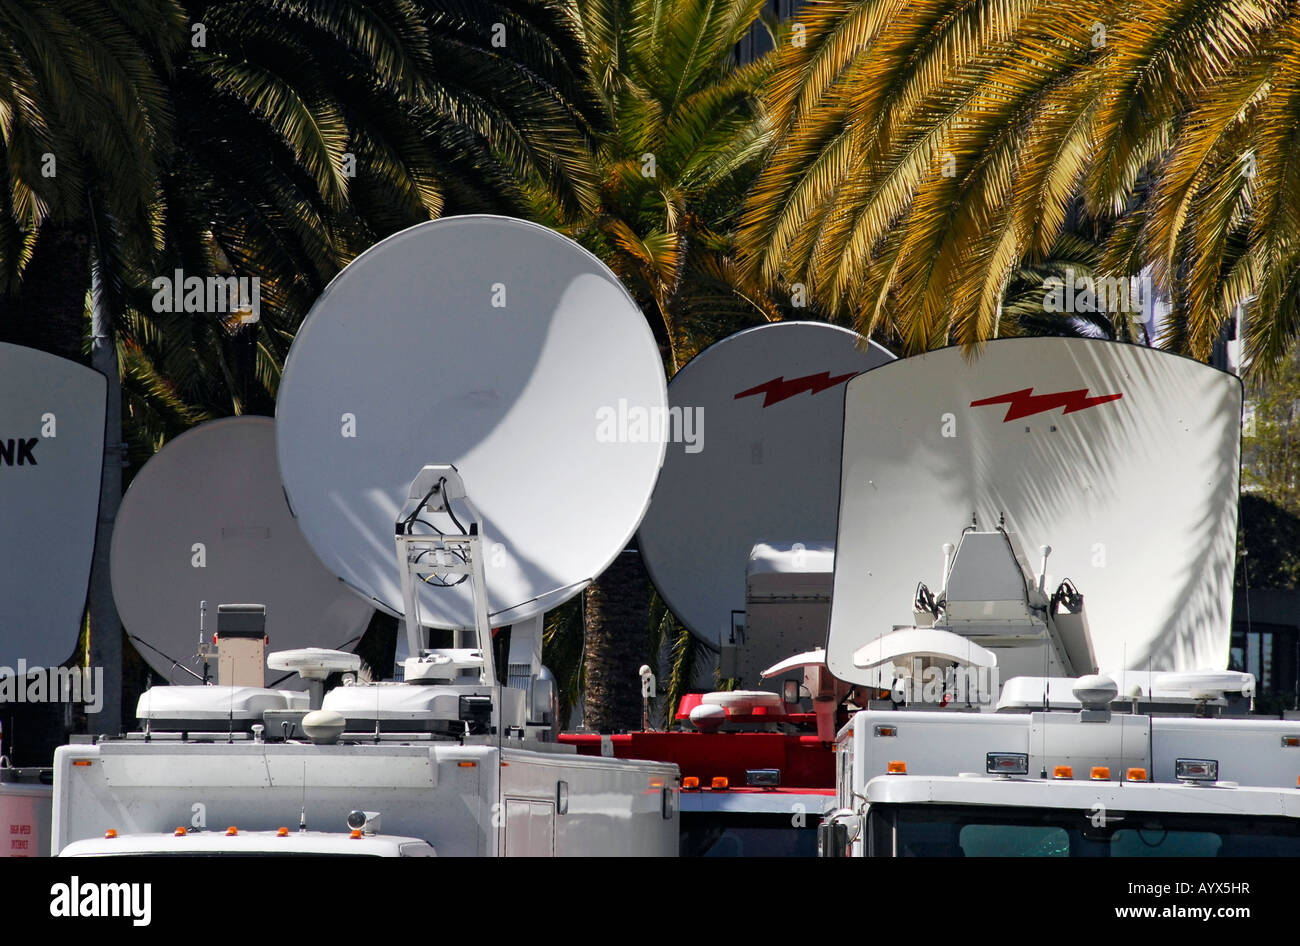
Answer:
1151, 717, 1300, 787
263, 749, 435, 789
850, 709, 1031, 790
829, 339, 1241, 683
504, 798, 554, 856
500, 749, 679, 856
852, 628, 998, 670
0, 344, 106, 667
101, 749, 271, 788
54, 741, 676, 856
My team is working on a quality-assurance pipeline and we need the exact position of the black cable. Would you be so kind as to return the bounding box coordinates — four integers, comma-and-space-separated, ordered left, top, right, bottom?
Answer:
128, 635, 204, 682
403, 477, 469, 586
445, 497, 469, 536
401, 480, 443, 534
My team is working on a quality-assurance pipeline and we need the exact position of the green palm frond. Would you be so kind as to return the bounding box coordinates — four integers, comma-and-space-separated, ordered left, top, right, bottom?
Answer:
735, 0, 1300, 371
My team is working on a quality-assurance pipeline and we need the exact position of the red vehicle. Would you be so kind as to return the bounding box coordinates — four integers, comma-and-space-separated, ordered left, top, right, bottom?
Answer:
562, 688, 838, 857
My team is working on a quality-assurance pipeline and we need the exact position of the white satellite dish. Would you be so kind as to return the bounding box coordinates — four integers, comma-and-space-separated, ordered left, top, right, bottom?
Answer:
111, 417, 374, 685
0, 343, 106, 668
827, 338, 1242, 684
275, 215, 668, 628
637, 322, 892, 675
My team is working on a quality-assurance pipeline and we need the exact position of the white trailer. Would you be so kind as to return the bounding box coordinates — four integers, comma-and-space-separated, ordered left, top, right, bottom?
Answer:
53, 737, 676, 856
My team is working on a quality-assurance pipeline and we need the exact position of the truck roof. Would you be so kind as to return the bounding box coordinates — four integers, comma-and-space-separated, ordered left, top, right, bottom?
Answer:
679, 787, 834, 814
866, 773, 1300, 818
59, 830, 437, 857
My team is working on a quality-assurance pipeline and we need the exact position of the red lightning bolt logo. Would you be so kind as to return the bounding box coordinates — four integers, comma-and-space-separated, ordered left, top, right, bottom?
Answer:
970, 387, 1123, 422
734, 371, 857, 408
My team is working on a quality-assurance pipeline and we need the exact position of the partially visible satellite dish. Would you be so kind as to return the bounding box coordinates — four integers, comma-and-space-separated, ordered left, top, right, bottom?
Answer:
0, 343, 106, 667
827, 338, 1242, 683
111, 417, 374, 685
637, 322, 892, 677
276, 215, 668, 628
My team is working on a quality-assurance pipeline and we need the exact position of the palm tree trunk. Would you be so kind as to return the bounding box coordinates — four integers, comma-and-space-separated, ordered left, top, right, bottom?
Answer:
89, 254, 123, 734
582, 546, 650, 732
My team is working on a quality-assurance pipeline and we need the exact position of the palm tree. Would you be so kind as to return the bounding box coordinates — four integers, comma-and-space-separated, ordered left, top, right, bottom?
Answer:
0, 0, 189, 731
523, 0, 780, 730
119, 0, 606, 448
1, 1, 629, 733
533, 0, 780, 370
737, 0, 1300, 374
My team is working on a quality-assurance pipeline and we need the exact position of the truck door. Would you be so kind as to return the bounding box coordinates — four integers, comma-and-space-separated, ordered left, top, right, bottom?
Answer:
504, 799, 555, 856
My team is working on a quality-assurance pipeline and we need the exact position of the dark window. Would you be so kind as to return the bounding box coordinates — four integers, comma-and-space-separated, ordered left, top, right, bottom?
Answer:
681, 812, 818, 857
868, 804, 1300, 857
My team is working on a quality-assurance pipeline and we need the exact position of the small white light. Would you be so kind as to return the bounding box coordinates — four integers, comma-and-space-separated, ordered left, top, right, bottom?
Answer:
1175, 758, 1218, 782
986, 752, 1029, 776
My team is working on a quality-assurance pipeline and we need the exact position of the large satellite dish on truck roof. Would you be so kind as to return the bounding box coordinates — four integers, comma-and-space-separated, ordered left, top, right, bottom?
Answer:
638, 322, 893, 664
826, 338, 1242, 684
0, 343, 106, 668
111, 417, 374, 684
276, 215, 668, 628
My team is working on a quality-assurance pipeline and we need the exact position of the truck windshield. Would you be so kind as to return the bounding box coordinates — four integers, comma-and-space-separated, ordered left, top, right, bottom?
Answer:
868, 804, 1300, 857
681, 813, 819, 857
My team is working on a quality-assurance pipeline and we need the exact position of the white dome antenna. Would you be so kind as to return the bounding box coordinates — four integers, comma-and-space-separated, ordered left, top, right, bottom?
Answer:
267, 648, 362, 708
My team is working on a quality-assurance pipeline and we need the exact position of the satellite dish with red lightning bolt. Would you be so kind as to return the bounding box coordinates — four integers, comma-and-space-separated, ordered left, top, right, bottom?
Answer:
639, 322, 893, 685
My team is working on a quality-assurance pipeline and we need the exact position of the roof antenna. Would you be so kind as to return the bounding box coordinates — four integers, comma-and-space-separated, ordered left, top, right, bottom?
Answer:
1039, 681, 1049, 778
227, 659, 235, 744
198, 601, 211, 684
1119, 644, 1127, 787
299, 761, 307, 832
